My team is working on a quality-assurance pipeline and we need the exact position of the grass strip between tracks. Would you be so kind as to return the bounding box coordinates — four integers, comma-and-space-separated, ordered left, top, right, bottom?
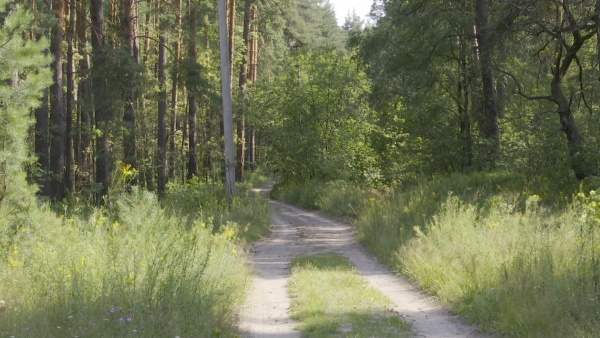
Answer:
288, 252, 413, 337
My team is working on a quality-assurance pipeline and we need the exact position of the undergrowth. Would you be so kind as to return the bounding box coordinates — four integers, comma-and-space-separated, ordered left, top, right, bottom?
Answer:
274, 172, 600, 337
0, 175, 271, 337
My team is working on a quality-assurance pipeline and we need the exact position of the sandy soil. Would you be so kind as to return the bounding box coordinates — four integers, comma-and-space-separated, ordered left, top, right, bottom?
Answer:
238, 184, 486, 337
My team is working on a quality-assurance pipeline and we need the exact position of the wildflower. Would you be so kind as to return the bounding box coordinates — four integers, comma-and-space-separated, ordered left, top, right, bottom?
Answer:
108, 308, 116, 314
126, 317, 132, 323
225, 228, 235, 240
119, 317, 125, 323
122, 164, 138, 178
231, 249, 237, 255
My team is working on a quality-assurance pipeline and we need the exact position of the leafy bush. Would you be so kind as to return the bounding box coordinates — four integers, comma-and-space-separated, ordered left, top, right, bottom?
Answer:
271, 180, 324, 209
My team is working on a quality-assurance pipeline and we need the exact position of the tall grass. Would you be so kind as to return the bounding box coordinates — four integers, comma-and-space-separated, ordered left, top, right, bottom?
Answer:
274, 173, 600, 337
399, 195, 600, 337
162, 176, 271, 241
0, 181, 270, 337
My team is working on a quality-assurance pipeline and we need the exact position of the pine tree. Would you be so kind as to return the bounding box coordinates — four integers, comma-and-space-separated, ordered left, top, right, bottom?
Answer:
0, 0, 52, 207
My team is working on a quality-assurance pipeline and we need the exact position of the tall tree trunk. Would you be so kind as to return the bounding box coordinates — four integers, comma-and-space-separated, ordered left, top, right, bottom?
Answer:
49, 0, 65, 199
219, 0, 236, 202
596, 0, 600, 78
458, 34, 473, 170
228, 0, 236, 84
35, 92, 49, 195
170, 0, 183, 181
34, 0, 50, 196
122, 0, 138, 180
187, 0, 199, 180
236, 0, 252, 182
549, 2, 594, 179
91, 0, 111, 203
65, 0, 75, 194
157, 31, 168, 196
202, 106, 212, 179
474, 0, 499, 168
143, 0, 152, 64
76, 0, 91, 191
247, 4, 258, 165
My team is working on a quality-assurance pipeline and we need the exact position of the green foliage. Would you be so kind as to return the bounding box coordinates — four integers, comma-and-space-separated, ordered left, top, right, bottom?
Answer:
280, 171, 600, 336
0, 188, 250, 337
258, 50, 380, 184
271, 180, 323, 209
285, 0, 346, 51
162, 177, 271, 242
396, 193, 600, 337
0, 0, 51, 255
0, 0, 51, 207
316, 181, 378, 219
288, 253, 413, 337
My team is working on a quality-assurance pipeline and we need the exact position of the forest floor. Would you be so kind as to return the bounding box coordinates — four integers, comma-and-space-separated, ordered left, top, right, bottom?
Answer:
237, 182, 487, 337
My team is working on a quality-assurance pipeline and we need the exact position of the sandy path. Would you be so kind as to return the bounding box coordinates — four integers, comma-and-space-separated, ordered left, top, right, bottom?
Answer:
238, 187, 485, 338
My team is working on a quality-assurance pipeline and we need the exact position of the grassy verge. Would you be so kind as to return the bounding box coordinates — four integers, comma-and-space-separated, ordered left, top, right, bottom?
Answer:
288, 253, 413, 337
275, 173, 600, 337
0, 177, 271, 337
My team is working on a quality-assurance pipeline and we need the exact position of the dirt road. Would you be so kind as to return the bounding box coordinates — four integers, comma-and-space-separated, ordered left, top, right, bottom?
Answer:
238, 187, 485, 337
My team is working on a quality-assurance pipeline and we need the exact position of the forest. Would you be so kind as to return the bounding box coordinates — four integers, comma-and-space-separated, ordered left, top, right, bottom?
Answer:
3, 0, 600, 336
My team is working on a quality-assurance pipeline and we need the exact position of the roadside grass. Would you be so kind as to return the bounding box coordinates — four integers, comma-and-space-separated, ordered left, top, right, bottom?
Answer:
0, 176, 272, 337
162, 176, 272, 242
275, 173, 600, 337
288, 253, 413, 338
398, 195, 600, 337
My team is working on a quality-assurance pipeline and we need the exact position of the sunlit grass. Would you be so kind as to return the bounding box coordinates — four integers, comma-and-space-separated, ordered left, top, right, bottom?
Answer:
288, 253, 413, 337
398, 195, 600, 337
275, 172, 600, 337
0, 183, 271, 337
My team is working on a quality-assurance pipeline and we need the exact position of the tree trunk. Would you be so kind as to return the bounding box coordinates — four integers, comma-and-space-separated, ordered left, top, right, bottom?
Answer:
202, 107, 212, 179
91, 0, 111, 203
76, 0, 91, 191
122, 0, 138, 181
596, 0, 600, 80
551, 75, 593, 179
49, 0, 65, 199
247, 4, 258, 164
187, 0, 199, 180
35, 92, 49, 195
228, 0, 236, 84
157, 31, 168, 196
65, 0, 75, 194
548, 2, 595, 179
169, 0, 183, 181
236, 0, 252, 181
474, 0, 499, 167
219, 0, 237, 202
458, 35, 473, 170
